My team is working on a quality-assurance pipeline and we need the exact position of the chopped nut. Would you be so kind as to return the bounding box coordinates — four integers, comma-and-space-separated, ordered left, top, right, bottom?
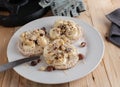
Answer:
37, 59, 41, 63
105, 33, 110, 41
55, 57, 59, 59
58, 54, 62, 58
34, 40, 38, 44
78, 53, 84, 60
105, 36, 109, 41
41, 27, 47, 34
61, 25, 66, 29
59, 45, 65, 50
53, 47, 57, 50
30, 61, 37, 66
48, 51, 51, 54
46, 66, 55, 71
59, 46, 62, 50
65, 48, 72, 53
80, 42, 86, 47
39, 66, 46, 71
40, 33, 44, 36
29, 39, 32, 41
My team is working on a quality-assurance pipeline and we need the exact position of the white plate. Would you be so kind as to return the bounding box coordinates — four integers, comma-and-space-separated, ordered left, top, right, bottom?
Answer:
7, 16, 104, 84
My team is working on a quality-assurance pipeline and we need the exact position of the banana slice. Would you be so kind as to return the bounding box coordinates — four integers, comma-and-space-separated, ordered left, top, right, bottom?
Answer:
22, 39, 35, 51
37, 36, 48, 47
65, 27, 78, 39
49, 27, 61, 39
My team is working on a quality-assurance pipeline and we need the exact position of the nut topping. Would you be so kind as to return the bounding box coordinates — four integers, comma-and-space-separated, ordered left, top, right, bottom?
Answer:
34, 40, 38, 45
55, 57, 59, 60
37, 59, 41, 63
80, 42, 86, 47
40, 33, 44, 36
39, 66, 46, 71
46, 66, 55, 71
53, 46, 57, 50
78, 53, 84, 60
65, 48, 72, 53
41, 27, 47, 34
30, 61, 37, 66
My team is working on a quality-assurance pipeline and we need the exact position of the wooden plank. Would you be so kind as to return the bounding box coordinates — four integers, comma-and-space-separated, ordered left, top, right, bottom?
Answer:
9, 70, 19, 87
0, 27, 15, 87
86, 0, 120, 87
19, 76, 69, 87
111, 0, 120, 9
2, 70, 12, 87
0, 72, 5, 87
1, 70, 19, 87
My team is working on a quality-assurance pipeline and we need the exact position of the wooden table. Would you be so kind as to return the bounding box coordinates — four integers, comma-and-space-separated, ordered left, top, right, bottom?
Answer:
0, 0, 120, 87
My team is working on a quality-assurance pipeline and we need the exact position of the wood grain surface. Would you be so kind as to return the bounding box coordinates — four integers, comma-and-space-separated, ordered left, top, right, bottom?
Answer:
0, 0, 120, 87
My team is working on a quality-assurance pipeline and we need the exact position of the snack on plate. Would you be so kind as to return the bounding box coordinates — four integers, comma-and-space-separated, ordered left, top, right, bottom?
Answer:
18, 19, 85, 71
18, 28, 49, 56
50, 20, 83, 43
43, 39, 79, 69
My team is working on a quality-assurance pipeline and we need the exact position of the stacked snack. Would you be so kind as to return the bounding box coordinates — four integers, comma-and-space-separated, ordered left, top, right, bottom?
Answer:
50, 20, 83, 43
18, 28, 49, 56
43, 39, 79, 69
